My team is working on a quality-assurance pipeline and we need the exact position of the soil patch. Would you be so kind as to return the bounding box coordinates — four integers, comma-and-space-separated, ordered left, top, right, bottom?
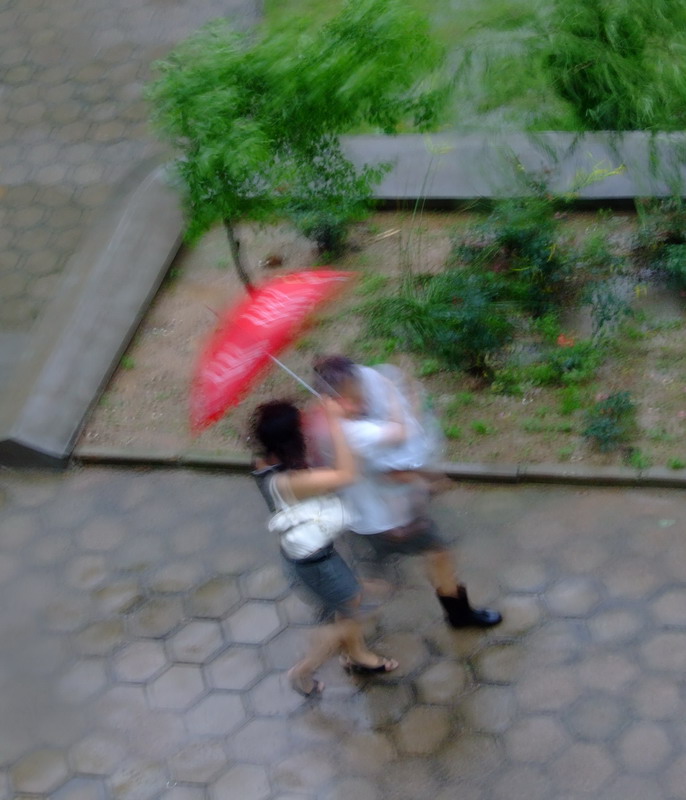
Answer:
78, 211, 686, 470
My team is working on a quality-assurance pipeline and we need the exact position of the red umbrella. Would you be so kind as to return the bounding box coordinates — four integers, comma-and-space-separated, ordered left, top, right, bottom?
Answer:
190, 269, 354, 431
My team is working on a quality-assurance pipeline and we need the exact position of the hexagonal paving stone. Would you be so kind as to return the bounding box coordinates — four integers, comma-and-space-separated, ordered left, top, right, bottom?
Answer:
631, 676, 682, 720
565, 693, 627, 741
93, 581, 143, 615
641, 631, 686, 672
108, 759, 167, 800
112, 641, 168, 683
186, 577, 240, 619
74, 620, 126, 656
241, 564, 290, 600
358, 683, 414, 728
168, 740, 228, 784
226, 602, 282, 644
210, 764, 270, 800
148, 562, 203, 594
587, 608, 646, 644
128, 597, 184, 638
264, 627, 310, 671
472, 643, 525, 684
249, 671, 306, 716
492, 595, 542, 637
125, 711, 187, 761
516, 665, 581, 712
158, 788, 206, 800
504, 715, 569, 763
492, 765, 551, 800
457, 685, 516, 734
93, 685, 148, 731
599, 775, 663, 800
51, 776, 106, 800
548, 743, 615, 794
415, 660, 469, 704
578, 652, 640, 692
77, 517, 128, 551
10, 748, 69, 794
544, 577, 602, 617
57, 659, 108, 703
322, 777, 378, 800
380, 757, 441, 800
393, 705, 451, 756
227, 718, 296, 764
340, 731, 395, 776
184, 692, 245, 737
273, 751, 337, 794
148, 665, 205, 710
618, 721, 673, 773
70, 732, 128, 775
206, 645, 265, 690
650, 588, 686, 626
168, 620, 225, 664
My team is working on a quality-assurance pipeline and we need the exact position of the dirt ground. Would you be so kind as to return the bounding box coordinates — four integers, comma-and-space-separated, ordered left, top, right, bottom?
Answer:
78, 211, 686, 470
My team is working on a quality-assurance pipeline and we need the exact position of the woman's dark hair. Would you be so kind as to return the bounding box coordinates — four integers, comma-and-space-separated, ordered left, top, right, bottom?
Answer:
312, 354, 357, 395
250, 400, 307, 470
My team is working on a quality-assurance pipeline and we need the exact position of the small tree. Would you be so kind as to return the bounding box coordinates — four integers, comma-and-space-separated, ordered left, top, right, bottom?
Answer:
147, 0, 449, 285
542, 0, 686, 130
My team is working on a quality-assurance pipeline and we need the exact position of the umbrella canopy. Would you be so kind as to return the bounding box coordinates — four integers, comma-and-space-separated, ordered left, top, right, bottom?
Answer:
190, 269, 354, 431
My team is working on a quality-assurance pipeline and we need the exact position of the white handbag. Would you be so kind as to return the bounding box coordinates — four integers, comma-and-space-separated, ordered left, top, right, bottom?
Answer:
269, 494, 350, 560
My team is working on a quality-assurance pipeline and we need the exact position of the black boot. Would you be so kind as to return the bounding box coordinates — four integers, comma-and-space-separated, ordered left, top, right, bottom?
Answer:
438, 585, 502, 628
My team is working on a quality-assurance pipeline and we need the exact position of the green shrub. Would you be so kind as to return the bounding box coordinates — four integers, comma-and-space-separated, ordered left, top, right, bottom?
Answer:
450, 187, 569, 316
657, 244, 686, 292
582, 391, 637, 452
444, 424, 462, 440
471, 420, 495, 435
365, 268, 516, 375
668, 458, 686, 470
527, 341, 601, 386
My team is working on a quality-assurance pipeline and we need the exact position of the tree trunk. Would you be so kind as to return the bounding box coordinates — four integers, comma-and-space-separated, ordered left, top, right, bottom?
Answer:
223, 220, 254, 290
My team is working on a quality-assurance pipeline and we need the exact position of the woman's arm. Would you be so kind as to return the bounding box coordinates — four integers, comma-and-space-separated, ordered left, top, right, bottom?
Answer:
279, 397, 357, 501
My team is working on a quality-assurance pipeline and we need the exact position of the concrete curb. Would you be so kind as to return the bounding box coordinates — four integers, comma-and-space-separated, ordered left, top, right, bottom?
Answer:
72, 445, 686, 489
0, 158, 184, 468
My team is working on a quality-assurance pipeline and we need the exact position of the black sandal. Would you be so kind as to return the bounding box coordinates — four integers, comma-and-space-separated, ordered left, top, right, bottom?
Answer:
340, 655, 399, 674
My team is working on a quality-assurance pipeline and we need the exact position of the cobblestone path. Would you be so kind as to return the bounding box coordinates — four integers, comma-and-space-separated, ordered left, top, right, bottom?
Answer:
1, 467, 686, 798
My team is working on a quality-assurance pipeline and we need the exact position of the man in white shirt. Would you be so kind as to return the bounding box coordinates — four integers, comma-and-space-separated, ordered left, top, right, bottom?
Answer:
309, 355, 501, 629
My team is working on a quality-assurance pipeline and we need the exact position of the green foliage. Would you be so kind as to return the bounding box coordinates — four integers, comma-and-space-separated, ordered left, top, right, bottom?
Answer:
533, 312, 562, 344
356, 271, 389, 297
471, 420, 495, 435
446, 391, 476, 412
559, 385, 583, 416
625, 448, 652, 470
540, 0, 686, 130
668, 457, 686, 470
365, 268, 516, 374
527, 341, 601, 386
558, 445, 575, 461
147, 0, 449, 245
443, 423, 462, 440
120, 355, 135, 370
657, 245, 686, 292
583, 390, 637, 452
451, 183, 569, 316
585, 279, 634, 340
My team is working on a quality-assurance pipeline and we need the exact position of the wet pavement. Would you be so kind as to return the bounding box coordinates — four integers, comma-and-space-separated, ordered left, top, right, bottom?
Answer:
1, 465, 686, 798
0, 0, 257, 337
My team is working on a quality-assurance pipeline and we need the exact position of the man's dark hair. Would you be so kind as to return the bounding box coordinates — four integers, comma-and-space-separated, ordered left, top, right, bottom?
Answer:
312, 354, 358, 395
250, 400, 307, 470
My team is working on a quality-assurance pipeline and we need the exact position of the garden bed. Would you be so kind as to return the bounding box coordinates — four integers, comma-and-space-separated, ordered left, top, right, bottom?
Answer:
78, 207, 686, 470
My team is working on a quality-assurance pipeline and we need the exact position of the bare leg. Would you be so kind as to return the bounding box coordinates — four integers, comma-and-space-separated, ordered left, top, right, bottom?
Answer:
425, 548, 459, 596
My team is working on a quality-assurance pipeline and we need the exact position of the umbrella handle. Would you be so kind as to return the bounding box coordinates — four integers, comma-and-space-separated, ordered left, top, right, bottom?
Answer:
268, 355, 322, 398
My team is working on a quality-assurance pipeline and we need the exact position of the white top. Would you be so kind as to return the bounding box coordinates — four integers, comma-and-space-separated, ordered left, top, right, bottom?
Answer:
339, 418, 414, 534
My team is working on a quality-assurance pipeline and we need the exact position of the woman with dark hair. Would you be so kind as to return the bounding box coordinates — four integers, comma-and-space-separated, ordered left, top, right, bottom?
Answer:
251, 397, 397, 697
